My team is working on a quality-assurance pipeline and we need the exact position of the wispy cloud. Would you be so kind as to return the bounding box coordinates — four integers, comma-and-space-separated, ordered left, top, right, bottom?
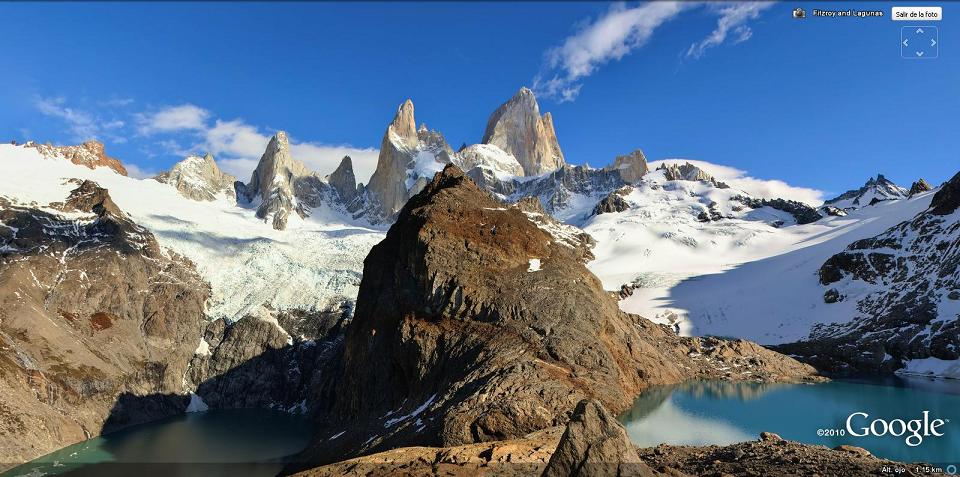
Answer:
535, 1, 773, 102
686, 2, 774, 60
535, 2, 689, 102
136, 104, 210, 135
34, 96, 125, 142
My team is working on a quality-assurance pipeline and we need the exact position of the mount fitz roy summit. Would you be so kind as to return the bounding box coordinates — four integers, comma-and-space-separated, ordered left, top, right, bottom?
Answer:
0, 86, 958, 471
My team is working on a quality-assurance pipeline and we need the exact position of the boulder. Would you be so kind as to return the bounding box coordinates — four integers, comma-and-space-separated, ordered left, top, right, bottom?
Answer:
541, 399, 653, 477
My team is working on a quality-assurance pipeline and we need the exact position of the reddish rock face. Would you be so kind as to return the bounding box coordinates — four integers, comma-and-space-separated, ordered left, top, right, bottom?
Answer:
26, 140, 128, 176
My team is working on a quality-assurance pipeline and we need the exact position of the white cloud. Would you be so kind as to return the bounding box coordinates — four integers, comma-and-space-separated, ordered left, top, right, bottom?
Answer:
686, 2, 774, 59
535, 2, 689, 102
124, 163, 159, 179
292, 143, 380, 186
34, 96, 124, 142
137, 104, 210, 135
535, 1, 773, 101
649, 159, 825, 205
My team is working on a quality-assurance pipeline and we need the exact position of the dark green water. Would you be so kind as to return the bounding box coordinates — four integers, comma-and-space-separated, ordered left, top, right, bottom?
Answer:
618, 378, 960, 466
2, 409, 313, 477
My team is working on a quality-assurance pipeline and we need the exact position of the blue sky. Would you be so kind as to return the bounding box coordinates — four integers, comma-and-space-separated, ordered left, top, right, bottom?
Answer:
1, 1, 956, 199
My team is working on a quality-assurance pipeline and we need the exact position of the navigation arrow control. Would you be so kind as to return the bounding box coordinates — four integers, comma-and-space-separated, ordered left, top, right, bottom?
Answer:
901, 25, 938, 59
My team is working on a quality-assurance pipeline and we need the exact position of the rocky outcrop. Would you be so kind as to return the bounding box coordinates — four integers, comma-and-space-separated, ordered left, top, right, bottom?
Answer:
930, 171, 960, 215
26, 140, 128, 176
909, 178, 933, 196
732, 195, 823, 225
292, 165, 819, 469
0, 181, 207, 465
606, 150, 649, 184
542, 400, 651, 477
824, 174, 908, 210
481, 87, 565, 176
822, 206, 848, 217
592, 187, 632, 216
657, 162, 729, 189
155, 153, 237, 202
779, 170, 960, 375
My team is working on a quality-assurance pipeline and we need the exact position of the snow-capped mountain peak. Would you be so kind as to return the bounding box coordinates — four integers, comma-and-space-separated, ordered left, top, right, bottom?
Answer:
824, 174, 909, 210
155, 153, 237, 202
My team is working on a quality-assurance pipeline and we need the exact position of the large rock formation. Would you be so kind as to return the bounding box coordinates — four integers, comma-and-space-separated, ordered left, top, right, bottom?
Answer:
238, 132, 363, 229
0, 180, 208, 465
155, 153, 237, 202
327, 156, 360, 204
242, 132, 313, 229
26, 140, 128, 176
780, 170, 960, 375
481, 87, 565, 176
364, 101, 455, 219
292, 165, 818, 469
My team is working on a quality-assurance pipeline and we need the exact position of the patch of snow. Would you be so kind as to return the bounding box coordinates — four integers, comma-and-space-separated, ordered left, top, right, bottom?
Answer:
896, 357, 960, 380
384, 394, 437, 428
194, 338, 211, 356
528, 258, 542, 272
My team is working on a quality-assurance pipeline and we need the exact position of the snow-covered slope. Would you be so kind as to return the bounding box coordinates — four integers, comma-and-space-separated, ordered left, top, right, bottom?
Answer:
0, 144, 385, 321
599, 185, 935, 343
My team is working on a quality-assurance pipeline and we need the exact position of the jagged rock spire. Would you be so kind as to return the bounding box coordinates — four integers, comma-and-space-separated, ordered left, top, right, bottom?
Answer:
481, 87, 565, 176
244, 131, 313, 229
328, 155, 358, 202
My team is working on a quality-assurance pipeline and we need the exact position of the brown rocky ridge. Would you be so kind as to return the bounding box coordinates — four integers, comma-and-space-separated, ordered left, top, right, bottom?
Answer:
289, 164, 820, 471
26, 140, 128, 176
0, 180, 207, 468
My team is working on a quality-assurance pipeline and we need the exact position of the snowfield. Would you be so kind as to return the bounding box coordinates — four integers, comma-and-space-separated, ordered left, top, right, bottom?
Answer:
583, 166, 937, 344
0, 144, 386, 321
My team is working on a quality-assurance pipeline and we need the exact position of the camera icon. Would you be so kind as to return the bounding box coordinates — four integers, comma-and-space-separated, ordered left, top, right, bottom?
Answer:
793, 8, 806, 18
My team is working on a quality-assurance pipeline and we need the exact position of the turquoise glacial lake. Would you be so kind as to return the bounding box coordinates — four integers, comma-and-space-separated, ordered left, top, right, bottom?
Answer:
2, 409, 313, 477
618, 378, 960, 466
